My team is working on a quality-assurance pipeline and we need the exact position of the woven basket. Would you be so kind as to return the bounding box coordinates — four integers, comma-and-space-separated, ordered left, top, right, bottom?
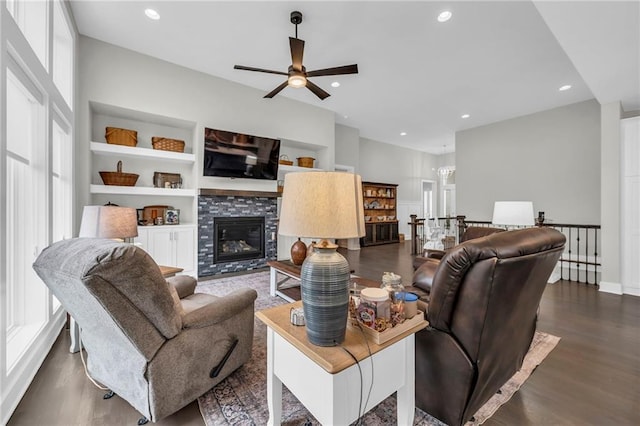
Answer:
279, 155, 294, 166
99, 161, 139, 186
297, 157, 315, 168
105, 127, 137, 147
152, 137, 185, 153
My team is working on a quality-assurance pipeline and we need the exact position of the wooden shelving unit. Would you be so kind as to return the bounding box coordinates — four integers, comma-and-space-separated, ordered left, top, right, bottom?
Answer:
361, 182, 399, 246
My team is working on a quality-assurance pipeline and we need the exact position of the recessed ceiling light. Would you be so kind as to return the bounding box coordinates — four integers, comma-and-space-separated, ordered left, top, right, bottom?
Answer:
400, 132, 407, 136
437, 11, 452, 23
145, 8, 160, 20
461, 114, 470, 119
331, 82, 340, 88
343, 115, 348, 119
559, 84, 572, 91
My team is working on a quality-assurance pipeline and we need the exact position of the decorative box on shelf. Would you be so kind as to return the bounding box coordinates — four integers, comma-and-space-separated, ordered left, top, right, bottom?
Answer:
348, 310, 427, 344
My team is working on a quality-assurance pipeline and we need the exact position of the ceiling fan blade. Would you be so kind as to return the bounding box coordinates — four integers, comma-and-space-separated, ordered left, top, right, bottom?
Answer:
307, 64, 359, 77
305, 80, 330, 100
234, 65, 288, 76
289, 37, 305, 71
264, 81, 289, 98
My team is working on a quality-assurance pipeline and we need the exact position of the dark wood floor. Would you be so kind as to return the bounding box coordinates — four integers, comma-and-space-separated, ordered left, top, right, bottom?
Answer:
8, 242, 640, 425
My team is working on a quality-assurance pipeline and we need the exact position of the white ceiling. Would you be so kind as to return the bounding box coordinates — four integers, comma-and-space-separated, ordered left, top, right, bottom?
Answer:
70, 1, 640, 154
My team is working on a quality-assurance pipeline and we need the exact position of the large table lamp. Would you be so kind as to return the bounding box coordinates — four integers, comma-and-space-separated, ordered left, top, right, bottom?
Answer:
79, 205, 138, 241
491, 201, 535, 229
279, 172, 365, 346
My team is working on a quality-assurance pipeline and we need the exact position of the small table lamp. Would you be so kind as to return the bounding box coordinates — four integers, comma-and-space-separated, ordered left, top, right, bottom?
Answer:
492, 201, 535, 229
79, 205, 139, 241
279, 172, 365, 346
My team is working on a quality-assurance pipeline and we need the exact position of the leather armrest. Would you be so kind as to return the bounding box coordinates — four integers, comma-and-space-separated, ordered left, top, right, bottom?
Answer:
182, 288, 258, 329
424, 249, 446, 259
167, 275, 197, 299
413, 258, 440, 293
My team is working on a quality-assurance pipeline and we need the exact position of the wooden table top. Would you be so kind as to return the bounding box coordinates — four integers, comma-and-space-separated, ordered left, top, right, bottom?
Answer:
267, 260, 301, 277
159, 265, 183, 278
256, 300, 428, 374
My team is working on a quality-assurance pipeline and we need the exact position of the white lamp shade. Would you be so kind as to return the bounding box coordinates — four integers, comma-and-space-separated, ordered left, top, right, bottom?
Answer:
492, 201, 535, 226
279, 172, 365, 239
79, 205, 138, 239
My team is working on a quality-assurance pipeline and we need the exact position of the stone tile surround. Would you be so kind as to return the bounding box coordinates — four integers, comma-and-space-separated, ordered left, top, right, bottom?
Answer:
198, 193, 278, 277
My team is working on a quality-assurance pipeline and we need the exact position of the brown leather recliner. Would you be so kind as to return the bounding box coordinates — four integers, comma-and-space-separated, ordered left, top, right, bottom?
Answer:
412, 226, 506, 300
413, 226, 506, 270
413, 227, 565, 426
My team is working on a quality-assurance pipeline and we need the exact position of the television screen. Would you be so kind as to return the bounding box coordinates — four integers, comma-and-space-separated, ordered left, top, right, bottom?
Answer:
203, 128, 280, 180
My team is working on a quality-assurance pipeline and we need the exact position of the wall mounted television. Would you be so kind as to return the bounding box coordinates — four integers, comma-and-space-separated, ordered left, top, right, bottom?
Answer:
203, 127, 280, 180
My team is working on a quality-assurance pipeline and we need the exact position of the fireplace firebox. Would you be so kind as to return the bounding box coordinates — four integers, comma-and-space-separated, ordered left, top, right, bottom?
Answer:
214, 217, 265, 263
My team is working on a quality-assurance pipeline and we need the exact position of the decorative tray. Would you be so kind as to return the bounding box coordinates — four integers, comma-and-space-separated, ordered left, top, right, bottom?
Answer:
348, 311, 427, 344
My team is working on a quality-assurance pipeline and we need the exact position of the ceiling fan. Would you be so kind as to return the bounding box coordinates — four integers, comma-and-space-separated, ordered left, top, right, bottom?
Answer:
234, 11, 358, 100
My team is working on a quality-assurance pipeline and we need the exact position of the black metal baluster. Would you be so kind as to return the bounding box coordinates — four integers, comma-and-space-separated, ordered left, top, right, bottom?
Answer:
593, 228, 600, 285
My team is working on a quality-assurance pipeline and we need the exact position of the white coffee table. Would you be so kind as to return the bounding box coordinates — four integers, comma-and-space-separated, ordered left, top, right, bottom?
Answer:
256, 301, 428, 425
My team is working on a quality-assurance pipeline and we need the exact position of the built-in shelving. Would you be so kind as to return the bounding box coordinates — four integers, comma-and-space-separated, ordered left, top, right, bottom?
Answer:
89, 102, 198, 275
90, 184, 196, 196
361, 181, 399, 246
278, 164, 324, 174
90, 141, 196, 163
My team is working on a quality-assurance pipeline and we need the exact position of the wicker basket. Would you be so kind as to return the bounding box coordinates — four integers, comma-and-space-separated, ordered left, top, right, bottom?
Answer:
152, 136, 185, 153
279, 155, 294, 166
105, 127, 137, 147
99, 161, 139, 186
297, 157, 315, 168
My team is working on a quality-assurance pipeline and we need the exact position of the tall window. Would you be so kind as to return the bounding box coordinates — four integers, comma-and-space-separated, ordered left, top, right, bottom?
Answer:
6, 0, 48, 69
5, 65, 48, 371
2, 1, 75, 417
53, 0, 72, 107
51, 114, 72, 243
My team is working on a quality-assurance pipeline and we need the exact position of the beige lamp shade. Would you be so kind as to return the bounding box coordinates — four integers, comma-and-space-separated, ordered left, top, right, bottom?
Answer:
492, 201, 535, 227
279, 172, 365, 239
79, 205, 139, 239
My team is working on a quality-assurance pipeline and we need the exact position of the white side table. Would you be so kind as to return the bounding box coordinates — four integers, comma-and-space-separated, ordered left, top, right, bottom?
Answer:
256, 301, 427, 425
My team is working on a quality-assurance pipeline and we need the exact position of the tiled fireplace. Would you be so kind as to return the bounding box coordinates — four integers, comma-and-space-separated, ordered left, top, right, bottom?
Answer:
198, 191, 278, 277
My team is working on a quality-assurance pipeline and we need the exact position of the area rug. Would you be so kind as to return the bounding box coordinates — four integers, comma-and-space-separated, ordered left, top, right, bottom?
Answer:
196, 271, 560, 425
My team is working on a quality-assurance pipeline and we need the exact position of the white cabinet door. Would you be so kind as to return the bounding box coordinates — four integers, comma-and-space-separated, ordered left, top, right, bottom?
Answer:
145, 225, 196, 275
134, 227, 149, 252
173, 227, 195, 272
149, 228, 174, 267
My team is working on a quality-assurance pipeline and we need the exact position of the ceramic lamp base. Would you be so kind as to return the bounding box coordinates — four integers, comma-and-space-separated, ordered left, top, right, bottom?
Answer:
300, 245, 350, 346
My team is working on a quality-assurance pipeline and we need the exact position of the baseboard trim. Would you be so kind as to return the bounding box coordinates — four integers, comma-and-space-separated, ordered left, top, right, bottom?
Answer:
599, 281, 623, 295
622, 287, 640, 297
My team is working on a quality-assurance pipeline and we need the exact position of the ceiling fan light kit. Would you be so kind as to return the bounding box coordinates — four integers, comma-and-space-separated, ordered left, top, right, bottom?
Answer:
234, 11, 358, 100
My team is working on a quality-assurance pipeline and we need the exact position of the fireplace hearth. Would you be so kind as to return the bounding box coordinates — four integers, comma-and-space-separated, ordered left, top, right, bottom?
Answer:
214, 217, 265, 263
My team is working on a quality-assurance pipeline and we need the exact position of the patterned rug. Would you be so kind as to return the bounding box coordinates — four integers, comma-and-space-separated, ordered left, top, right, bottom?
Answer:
196, 270, 560, 425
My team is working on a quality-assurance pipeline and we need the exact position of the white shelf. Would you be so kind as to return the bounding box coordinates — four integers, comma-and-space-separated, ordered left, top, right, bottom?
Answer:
90, 141, 195, 163
278, 164, 324, 173
90, 184, 196, 197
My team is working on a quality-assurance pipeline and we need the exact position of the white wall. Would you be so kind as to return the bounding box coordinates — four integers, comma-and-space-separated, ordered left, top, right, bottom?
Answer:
456, 99, 601, 224
77, 36, 336, 225
358, 137, 439, 237
335, 124, 360, 171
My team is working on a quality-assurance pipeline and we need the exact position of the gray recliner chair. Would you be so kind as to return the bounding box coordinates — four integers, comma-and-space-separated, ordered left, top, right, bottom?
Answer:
33, 238, 257, 423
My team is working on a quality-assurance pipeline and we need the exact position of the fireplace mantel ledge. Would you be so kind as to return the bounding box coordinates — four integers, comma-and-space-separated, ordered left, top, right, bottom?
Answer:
199, 188, 281, 198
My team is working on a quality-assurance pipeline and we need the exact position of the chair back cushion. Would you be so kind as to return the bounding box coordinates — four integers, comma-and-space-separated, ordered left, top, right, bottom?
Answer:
459, 226, 505, 243
33, 238, 182, 359
428, 227, 565, 360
